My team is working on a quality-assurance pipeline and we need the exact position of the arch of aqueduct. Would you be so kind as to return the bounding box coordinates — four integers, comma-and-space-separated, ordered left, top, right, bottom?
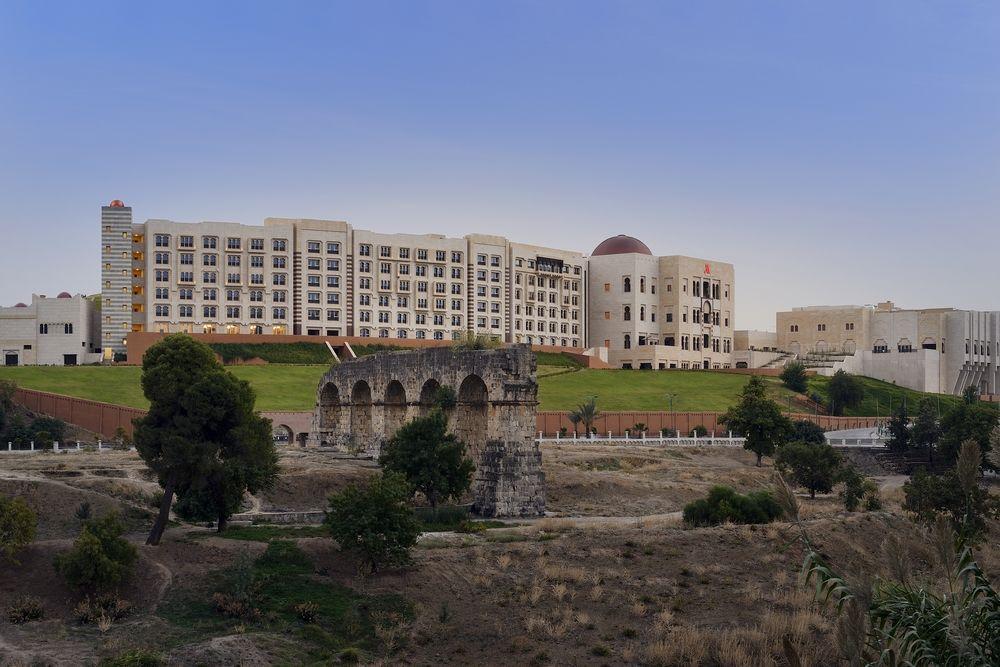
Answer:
308, 345, 545, 517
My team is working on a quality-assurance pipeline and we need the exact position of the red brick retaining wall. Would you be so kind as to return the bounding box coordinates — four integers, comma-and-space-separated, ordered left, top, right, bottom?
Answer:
12, 388, 146, 440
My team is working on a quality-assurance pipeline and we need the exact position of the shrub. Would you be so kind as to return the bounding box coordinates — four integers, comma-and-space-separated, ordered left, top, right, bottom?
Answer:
780, 362, 809, 393
0, 495, 37, 563
682, 486, 783, 527
326, 472, 421, 574
839, 466, 881, 512
775, 441, 842, 499
432, 386, 456, 411
631, 423, 647, 434
73, 593, 133, 624
30, 416, 67, 445
660, 428, 678, 438
6, 595, 44, 624
55, 513, 138, 591
338, 648, 362, 663
211, 592, 261, 621
689, 425, 709, 437
826, 370, 863, 416
98, 649, 164, 667
75, 501, 93, 522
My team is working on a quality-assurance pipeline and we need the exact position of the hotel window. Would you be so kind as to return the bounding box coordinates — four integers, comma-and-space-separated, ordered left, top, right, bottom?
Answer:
308, 275, 321, 287
226, 306, 241, 318
327, 259, 340, 271
308, 258, 321, 270
250, 238, 264, 251
154, 287, 168, 299
226, 238, 241, 250
359, 260, 371, 273
359, 277, 371, 289
250, 306, 264, 319
308, 309, 320, 321
845, 322, 855, 331
379, 245, 391, 257
155, 304, 170, 317
272, 239, 287, 252
203, 306, 217, 318
308, 241, 321, 253
249, 290, 263, 302
326, 275, 340, 288
154, 252, 169, 264
435, 250, 446, 261
327, 309, 340, 321
272, 290, 286, 303
790, 324, 799, 332
451, 283, 462, 295
451, 251, 463, 263
226, 255, 241, 267
308, 292, 320, 304
179, 305, 193, 318
490, 256, 501, 267
476, 254, 487, 265
359, 244, 372, 256
327, 242, 340, 254
273, 274, 287, 286
179, 235, 194, 248
250, 273, 264, 285
179, 288, 193, 300
326, 293, 340, 305
817, 324, 826, 332
203, 288, 217, 300
202, 236, 218, 249
249, 255, 264, 268
226, 273, 240, 284
380, 262, 391, 274
226, 289, 240, 301
180, 253, 193, 265
154, 234, 170, 247
155, 269, 169, 282
272, 307, 287, 319
623, 277, 631, 292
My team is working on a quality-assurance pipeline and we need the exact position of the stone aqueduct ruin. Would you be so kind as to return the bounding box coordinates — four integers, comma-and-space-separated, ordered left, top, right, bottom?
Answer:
308, 345, 545, 517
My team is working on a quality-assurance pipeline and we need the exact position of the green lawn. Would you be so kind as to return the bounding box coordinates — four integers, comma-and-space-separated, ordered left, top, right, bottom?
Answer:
805, 374, 966, 418
0, 364, 329, 411
0, 364, 968, 416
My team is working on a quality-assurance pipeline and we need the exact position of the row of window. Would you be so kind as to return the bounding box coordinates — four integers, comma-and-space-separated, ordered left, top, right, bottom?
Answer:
515, 275, 580, 290
356, 245, 462, 263
789, 322, 855, 332
154, 305, 289, 320
38, 323, 74, 334
622, 333, 731, 352
153, 234, 294, 252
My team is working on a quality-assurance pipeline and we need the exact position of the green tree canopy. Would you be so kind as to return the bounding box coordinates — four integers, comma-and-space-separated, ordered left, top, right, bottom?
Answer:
779, 361, 809, 393
379, 409, 475, 509
826, 370, 863, 416
133, 334, 279, 544
790, 419, 826, 445
326, 472, 421, 574
911, 397, 940, 460
885, 402, 911, 453
570, 397, 600, 434
0, 495, 36, 564
775, 441, 842, 499
937, 400, 998, 469
720, 375, 792, 466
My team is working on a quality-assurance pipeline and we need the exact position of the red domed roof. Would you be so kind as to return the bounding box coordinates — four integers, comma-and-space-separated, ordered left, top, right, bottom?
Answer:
109, 199, 125, 207
591, 235, 652, 256
14, 302, 27, 308
57, 292, 72, 299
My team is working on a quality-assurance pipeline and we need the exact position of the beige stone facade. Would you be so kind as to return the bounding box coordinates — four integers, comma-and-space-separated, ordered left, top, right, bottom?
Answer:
103, 204, 587, 352
777, 301, 1000, 395
587, 238, 735, 369
1, 293, 101, 366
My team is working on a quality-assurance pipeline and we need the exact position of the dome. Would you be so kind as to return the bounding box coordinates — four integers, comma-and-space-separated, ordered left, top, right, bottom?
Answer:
57, 292, 72, 298
14, 302, 27, 308
591, 235, 652, 257
109, 199, 125, 207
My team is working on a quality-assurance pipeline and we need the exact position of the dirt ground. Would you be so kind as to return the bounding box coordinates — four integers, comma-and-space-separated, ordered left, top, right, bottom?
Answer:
1, 445, 996, 666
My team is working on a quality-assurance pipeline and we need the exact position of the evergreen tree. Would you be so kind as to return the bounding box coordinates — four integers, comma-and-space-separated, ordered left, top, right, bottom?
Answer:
885, 401, 911, 453
911, 397, 940, 462
775, 441, 842, 498
779, 361, 809, 393
379, 410, 475, 509
826, 370, 863, 416
720, 375, 793, 466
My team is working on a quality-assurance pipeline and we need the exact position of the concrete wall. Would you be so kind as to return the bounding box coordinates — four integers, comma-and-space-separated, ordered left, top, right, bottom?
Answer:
537, 411, 883, 435
1, 294, 101, 366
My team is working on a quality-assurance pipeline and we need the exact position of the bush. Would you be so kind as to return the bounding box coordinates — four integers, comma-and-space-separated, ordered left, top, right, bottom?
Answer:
30, 416, 66, 444
827, 370, 863, 416
682, 486, 783, 527
73, 593, 133, 624
294, 600, 319, 623
0, 495, 37, 563
212, 591, 261, 621
780, 362, 809, 393
839, 466, 881, 512
326, 472, 421, 574
689, 425, 708, 437
660, 428, 677, 438
775, 441, 842, 499
5, 595, 44, 624
99, 649, 164, 667
55, 513, 138, 591
209, 342, 337, 365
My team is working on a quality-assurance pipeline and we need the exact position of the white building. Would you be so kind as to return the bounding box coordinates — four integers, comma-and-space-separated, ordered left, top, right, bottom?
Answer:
1, 293, 101, 366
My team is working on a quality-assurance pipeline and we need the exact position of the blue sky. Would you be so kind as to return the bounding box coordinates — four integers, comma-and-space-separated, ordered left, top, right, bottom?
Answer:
1, 1, 998, 330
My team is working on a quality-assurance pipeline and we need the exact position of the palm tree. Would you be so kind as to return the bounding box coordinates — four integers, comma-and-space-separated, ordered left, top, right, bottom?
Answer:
570, 397, 599, 437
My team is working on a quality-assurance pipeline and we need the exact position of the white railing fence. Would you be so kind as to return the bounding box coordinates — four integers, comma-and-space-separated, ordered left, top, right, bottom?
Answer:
2, 441, 135, 454
537, 431, 746, 448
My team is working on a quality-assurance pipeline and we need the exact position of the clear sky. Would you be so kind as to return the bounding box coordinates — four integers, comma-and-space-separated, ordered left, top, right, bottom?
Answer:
1, 2, 998, 330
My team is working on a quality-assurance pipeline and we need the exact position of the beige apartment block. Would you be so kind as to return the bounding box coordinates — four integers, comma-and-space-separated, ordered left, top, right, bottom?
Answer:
587, 235, 735, 369
101, 203, 588, 352
777, 304, 876, 355
1, 293, 100, 366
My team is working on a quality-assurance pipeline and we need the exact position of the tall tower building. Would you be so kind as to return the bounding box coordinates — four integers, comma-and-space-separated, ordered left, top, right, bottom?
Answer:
100, 200, 139, 360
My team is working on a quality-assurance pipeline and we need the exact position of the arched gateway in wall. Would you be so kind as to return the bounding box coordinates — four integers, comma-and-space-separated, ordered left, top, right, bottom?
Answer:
308, 345, 545, 517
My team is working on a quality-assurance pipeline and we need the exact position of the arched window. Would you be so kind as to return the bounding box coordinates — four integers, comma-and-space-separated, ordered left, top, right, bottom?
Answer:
624, 334, 631, 349
623, 305, 631, 321
623, 277, 631, 292
639, 306, 645, 321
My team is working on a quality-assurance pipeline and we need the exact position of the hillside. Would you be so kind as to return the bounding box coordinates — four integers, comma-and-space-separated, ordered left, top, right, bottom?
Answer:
0, 364, 969, 416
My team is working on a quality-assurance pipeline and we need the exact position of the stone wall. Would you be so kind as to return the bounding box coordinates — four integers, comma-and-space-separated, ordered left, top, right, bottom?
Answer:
309, 344, 545, 517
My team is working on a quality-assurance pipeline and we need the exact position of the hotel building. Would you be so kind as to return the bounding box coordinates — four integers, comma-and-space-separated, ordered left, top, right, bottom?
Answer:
100, 203, 587, 360
0, 293, 101, 366
586, 235, 736, 369
99, 203, 735, 368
